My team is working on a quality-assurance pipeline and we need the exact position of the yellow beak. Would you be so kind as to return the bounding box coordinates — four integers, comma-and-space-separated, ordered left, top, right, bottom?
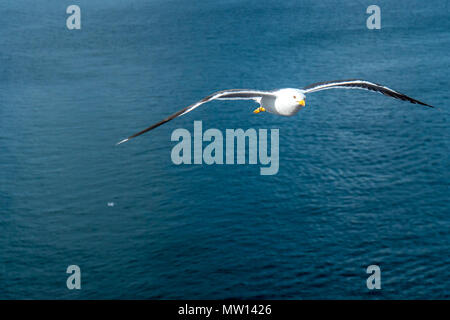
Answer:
298, 99, 305, 106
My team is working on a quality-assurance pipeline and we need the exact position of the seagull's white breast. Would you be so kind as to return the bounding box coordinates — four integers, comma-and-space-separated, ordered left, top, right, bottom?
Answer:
261, 89, 304, 116
274, 98, 302, 116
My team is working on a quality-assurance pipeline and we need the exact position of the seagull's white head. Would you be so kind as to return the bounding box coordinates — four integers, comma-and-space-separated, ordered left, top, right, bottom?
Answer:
276, 88, 306, 108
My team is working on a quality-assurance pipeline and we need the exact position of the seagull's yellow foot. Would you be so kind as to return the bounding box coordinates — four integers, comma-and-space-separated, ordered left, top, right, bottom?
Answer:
253, 106, 266, 114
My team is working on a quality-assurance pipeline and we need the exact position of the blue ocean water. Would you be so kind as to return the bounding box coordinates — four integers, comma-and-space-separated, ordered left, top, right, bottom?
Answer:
0, 0, 449, 299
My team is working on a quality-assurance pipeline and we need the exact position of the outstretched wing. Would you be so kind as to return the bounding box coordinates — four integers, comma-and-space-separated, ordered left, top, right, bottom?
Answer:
303, 79, 433, 108
117, 89, 275, 145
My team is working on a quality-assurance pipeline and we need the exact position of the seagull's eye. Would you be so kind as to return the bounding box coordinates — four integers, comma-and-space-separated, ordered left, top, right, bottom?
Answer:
293, 96, 297, 99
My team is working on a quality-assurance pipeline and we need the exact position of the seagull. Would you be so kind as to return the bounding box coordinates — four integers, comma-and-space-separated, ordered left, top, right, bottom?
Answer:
117, 79, 433, 145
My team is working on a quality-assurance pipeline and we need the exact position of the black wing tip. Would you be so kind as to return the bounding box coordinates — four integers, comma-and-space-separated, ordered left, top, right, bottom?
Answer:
115, 109, 187, 146
116, 138, 129, 146
412, 100, 434, 109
